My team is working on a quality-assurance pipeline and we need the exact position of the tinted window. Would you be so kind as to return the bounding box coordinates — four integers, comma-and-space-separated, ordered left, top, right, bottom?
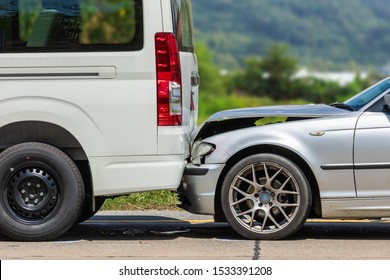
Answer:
345, 77, 390, 111
0, 0, 143, 52
171, 0, 194, 53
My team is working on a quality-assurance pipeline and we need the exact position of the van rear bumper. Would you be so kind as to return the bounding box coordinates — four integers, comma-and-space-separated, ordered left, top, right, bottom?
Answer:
89, 155, 187, 196
157, 123, 194, 156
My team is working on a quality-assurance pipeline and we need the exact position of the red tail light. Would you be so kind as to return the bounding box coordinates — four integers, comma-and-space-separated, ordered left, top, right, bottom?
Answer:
155, 32, 182, 126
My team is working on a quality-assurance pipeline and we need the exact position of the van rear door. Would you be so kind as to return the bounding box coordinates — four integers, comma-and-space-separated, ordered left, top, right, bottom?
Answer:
158, 0, 199, 156
171, 0, 199, 133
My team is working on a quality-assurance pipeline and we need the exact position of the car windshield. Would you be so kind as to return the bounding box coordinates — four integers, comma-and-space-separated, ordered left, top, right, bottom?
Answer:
344, 77, 390, 111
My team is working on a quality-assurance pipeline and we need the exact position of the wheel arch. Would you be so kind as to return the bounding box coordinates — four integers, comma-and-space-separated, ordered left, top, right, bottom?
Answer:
0, 121, 86, 154
214, 144, 321, 222
0, 121, 94, 211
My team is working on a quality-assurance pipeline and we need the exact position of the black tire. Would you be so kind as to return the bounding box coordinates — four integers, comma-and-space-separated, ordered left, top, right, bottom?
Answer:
77, 197, 105, 223
221, 153, 311, 240
0, 142, 84, 241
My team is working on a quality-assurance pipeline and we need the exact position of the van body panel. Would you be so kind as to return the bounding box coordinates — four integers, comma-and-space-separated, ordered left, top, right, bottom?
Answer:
90, 155, 186, 196
0, 0, 198, 197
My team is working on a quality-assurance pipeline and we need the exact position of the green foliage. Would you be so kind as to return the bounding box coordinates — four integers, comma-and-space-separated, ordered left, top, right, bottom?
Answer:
19, 0, 41, 41
18, 0, 136, 44
196, 42, 225, 95
80, 0, 136, 44
234, 44, 298, 100
262, 44, 297, 82
192, 0, 390, 69
101, 190, 178, 211
227, 43, 374, 104
195, 42, 378, 125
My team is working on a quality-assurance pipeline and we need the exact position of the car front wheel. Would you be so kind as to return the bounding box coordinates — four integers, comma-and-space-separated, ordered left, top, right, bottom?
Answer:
221, 153, 311, 240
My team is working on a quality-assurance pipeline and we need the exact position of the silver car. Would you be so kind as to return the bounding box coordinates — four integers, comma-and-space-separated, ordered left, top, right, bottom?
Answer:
179, 76, 390, 239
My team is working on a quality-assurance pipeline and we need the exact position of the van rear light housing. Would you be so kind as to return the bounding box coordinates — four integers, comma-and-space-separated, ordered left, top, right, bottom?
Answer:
155, 32, 182, 126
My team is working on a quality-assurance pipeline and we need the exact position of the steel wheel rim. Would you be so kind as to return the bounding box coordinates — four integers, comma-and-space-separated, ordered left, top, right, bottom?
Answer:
5, 165, 60, 223
228, 161, 301, 234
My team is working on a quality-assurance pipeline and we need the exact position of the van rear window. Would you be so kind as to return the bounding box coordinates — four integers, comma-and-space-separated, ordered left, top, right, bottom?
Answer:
0, 0, 143, 52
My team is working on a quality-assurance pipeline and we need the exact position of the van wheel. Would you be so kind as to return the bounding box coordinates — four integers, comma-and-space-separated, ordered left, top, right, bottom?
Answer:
221, 154, 311, 240
0, 142, 84, 241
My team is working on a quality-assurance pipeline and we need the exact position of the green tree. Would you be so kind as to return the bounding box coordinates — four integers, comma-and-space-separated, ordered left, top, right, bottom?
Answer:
262, 44, 298, 100
232, 44, 298, 100
195, 42, 225, 95
233, 56, 265, 96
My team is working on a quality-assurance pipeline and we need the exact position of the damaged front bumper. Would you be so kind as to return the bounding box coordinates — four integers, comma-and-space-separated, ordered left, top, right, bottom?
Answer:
177, 163, 225, 215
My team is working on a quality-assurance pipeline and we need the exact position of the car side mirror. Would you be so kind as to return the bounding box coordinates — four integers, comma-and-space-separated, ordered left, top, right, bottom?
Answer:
384, 94, 390, 113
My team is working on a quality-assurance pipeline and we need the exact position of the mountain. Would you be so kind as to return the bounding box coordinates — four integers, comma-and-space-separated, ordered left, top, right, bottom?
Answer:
192, 0, 390, 70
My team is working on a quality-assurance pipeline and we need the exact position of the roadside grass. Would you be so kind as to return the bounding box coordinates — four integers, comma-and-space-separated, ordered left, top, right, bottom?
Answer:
101, 190, 180, 211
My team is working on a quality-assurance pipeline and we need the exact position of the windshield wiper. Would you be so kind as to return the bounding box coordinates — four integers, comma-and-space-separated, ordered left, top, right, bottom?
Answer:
329, 102, 355, 111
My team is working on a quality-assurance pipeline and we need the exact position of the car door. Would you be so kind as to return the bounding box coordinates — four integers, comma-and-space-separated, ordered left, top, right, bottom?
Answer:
354, 99, 390, 197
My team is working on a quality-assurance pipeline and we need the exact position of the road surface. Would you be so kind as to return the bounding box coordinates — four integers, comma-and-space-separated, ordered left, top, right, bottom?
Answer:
1, 210, 390, 259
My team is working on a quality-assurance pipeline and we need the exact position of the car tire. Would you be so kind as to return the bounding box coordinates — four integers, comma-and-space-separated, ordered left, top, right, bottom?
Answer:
221, 153, 311, 240
0, 142, 84, 241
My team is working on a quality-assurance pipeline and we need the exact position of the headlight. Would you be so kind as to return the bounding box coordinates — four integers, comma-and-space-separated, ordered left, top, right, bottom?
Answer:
191, 141, 215, 165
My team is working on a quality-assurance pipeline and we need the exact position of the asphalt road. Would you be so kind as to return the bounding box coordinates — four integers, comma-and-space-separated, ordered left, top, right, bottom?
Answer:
1, 210, 390, 260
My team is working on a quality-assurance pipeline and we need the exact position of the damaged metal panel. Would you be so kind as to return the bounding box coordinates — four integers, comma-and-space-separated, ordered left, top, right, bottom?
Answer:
194, 104, 347, 141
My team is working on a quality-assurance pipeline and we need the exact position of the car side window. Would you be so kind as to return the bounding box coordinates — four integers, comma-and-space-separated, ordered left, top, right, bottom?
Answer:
366, 98, 385, 113
0, 0, 143, 52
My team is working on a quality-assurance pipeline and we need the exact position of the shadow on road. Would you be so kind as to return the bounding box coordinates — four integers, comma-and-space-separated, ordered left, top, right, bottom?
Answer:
72, 215, 236, 242
1, 216, 390, 242
0, 214, 237, 242
291, 221, 390, 241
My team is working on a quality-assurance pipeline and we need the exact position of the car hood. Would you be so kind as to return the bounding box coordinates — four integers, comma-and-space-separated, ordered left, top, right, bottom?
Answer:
206, 104, 347, 122
193, 104, 348, 141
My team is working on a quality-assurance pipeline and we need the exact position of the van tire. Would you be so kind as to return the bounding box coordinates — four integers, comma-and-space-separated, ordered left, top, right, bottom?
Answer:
0, 142, 84, 241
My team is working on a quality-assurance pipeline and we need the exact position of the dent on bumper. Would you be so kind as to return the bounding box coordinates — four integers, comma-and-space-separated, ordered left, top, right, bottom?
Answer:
178, 163, 225, 215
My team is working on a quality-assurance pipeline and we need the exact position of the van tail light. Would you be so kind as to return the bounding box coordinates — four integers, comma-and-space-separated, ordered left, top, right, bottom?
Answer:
155, 32, 182, 126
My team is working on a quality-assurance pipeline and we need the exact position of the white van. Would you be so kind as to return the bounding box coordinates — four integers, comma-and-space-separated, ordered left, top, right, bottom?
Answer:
0, 0, 199, 240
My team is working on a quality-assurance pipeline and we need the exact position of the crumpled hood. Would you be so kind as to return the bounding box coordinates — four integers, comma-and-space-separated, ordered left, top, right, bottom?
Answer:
206, 104, 347, 122
192, 104, 348, 141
